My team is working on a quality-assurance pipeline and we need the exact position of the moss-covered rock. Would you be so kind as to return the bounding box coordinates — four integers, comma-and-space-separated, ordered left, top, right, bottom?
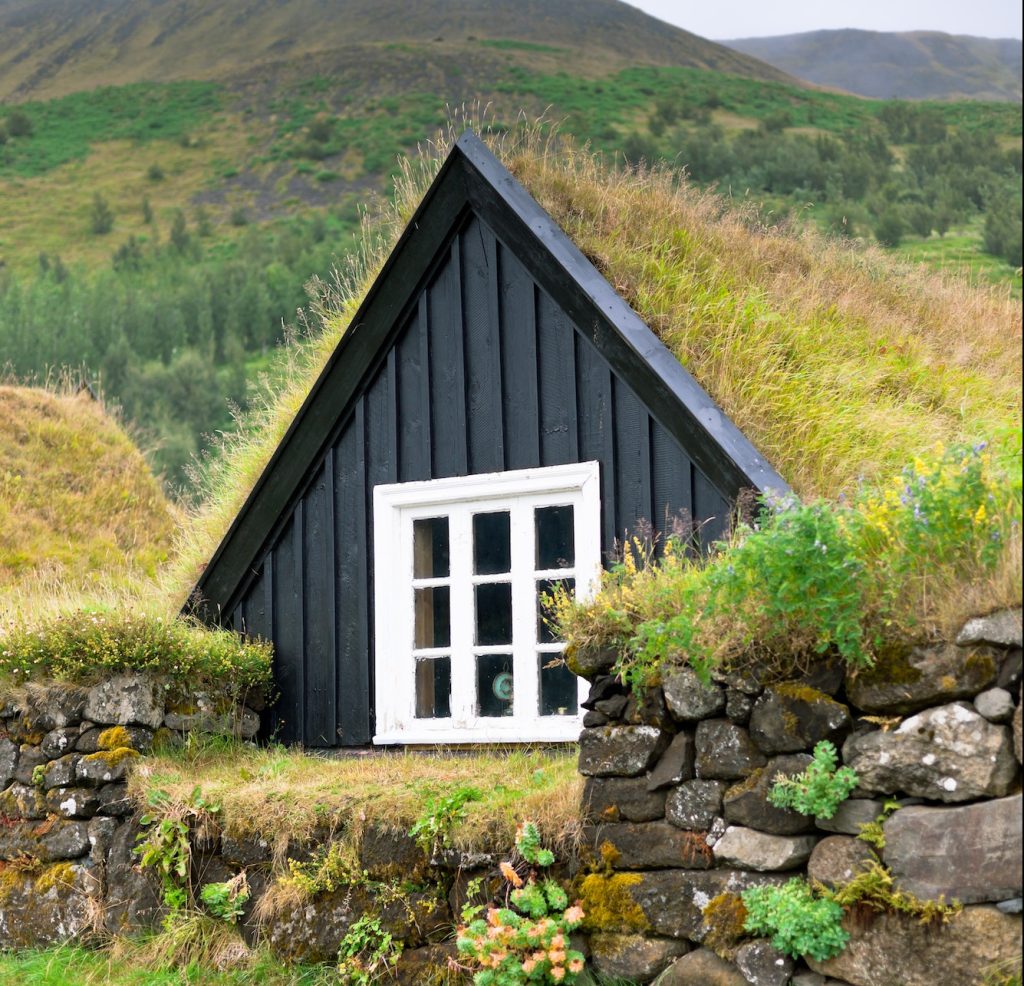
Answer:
0, 861, 97, 947
748, 684, 850, 755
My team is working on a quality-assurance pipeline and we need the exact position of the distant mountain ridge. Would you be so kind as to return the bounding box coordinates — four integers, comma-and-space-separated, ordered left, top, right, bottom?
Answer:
0, 0, 797, 101
722, 29, 1022, 101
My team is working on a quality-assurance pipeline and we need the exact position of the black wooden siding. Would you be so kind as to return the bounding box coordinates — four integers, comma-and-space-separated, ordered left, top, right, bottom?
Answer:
228, 213, 731, 747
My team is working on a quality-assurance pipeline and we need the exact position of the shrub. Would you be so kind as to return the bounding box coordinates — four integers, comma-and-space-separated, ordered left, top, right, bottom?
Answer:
336, 915, 403, 985
742, 878, 848, 961
200, 873, 250, 923
769, 740, 858, 818
147, 162, 165, 181
557, 437, 1022, 690
89, 193, 114, 235
5, 110, 33, 138
409, 785, 482, 853
0, 610, 273, 690
457, 821, 586, 985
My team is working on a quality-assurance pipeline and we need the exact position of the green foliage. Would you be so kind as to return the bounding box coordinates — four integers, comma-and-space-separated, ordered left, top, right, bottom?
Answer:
457, 821, 586, 985
283, 841, 365, 898
0, 82, 221, 179
199, 874, 250, 923
89, 193, 114, 235
560, 437, 1022, 688
136, 786, 222, 912
0, 610, 273, 689
742, 878, 849, 962
409, 785, 483, 854
5, 109, 34, 138
768, 741, 858, 819
984, 199, 1023, 267
336, 914, 403, 985
824, 861, 961, 922
857, 798, 901, 850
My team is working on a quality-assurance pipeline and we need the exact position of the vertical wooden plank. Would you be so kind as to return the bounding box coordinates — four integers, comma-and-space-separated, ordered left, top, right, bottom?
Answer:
271, 509, 303, 746
574, 332, 615, 559
461, 218, 505, 474
498, 242, 540, 471
651, 419, 694, 547
397, 301, 431, 482
612, 376, 653, 544
334, 415, 370, 745
241, 559, 272, 642
428, 237, 468, 478
693, 466, 731, 551
230, 603, 243, 634
535, 288, 578, 466
302, 456, 336, 747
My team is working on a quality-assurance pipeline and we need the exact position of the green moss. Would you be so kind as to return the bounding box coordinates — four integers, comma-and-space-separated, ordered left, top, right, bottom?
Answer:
576, 873, 650, 933
775, 682, 840, 706
824, 861, 961, 923
96, 726, 133, 752
964, 649, 997, 680
857, 641, 922, 686
725, 766, 766, 800
34, 861, 76, 895
82, 747, 140, 768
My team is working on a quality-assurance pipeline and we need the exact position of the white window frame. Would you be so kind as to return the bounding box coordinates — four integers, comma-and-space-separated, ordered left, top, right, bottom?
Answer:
372, 461, 601, 744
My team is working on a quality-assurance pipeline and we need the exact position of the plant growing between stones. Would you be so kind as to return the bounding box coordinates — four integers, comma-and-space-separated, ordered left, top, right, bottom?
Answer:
456, 820, 586, 985
135, 785, 221, 913
199, 872, 250, 923
336, 914, 403, 985
741, 878, 849, 961
768, 740, 858, 818
856, 797, 901, 850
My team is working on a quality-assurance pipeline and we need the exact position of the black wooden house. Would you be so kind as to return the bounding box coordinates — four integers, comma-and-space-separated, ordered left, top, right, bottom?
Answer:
192, 132, 787, 748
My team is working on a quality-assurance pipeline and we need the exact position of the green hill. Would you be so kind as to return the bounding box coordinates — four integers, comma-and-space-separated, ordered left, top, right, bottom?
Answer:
0, 385, 177, 600
0, 0, 794, 102
723, 29, 1023, 102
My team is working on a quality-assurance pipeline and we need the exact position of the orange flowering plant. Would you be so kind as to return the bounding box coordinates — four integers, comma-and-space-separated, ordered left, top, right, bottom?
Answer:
456, 820, 586, 985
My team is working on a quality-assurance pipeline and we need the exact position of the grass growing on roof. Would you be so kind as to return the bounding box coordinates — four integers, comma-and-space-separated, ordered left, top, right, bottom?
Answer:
128, 736, 582, 855
168, 120, 1021, 603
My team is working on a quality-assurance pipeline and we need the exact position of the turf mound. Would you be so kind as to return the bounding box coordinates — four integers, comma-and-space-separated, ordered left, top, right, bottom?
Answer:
0, 385, 177, 598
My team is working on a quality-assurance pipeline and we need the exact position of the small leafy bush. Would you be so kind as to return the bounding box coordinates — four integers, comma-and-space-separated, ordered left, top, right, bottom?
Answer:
409, 785, 482, 854
769, 740, 858, 818
336, 914, 403, 985
199, 873, 249, 923
0, 610, 273, 690
742, 878, 849, 961
457, 820, 586, 985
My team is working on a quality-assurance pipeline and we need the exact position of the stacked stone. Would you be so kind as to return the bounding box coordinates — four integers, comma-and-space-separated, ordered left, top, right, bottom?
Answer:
0, 673, 260, 947
575, 608, 1023, 986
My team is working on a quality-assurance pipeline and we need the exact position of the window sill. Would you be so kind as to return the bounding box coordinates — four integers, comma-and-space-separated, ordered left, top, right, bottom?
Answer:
374, 719, 583, 745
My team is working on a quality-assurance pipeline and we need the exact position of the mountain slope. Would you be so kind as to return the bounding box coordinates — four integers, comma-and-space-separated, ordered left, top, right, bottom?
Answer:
722, 29, 1023, 101
0, 0, 796, 101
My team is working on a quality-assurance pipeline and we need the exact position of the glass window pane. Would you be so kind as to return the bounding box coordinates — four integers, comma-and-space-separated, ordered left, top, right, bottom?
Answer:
475, 582, 512, 645
473, 511, 511, 574
539, 655, 578, 716
413, 517, 449, 579
415, 657, 451, 718
414, 586, 450, 648
477, 653, 514, 717
535, 505, 575, 570
537, 577, 575, 644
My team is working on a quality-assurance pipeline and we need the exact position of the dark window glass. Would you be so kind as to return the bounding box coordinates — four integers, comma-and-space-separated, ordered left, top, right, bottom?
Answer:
413, 517, 449, 579
414, 586, 450, 648
539, 655, 578, 716
535, 505, 574, 570
473, 511, 511, 574
415, 657, 451, 718
477, 653, 514, 717
537, 577, 575, 644
475, 582, 512, 645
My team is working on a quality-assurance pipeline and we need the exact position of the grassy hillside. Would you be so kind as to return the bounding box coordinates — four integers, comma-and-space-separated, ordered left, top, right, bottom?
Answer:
0, 384, 177, 599
0, 0, 794, 102
723, 29, 1023, 102
0, 2, 1020, 494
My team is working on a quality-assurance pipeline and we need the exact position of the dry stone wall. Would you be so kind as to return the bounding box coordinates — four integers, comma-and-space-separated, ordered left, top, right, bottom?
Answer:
575, 608, 1023, 986
0, 675, 261, 947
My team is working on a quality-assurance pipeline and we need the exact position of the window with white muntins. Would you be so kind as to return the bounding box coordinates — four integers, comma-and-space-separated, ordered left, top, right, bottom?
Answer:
372, 462, 601, 743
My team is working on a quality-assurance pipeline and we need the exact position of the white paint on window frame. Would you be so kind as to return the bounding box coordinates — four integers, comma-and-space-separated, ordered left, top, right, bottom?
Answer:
372, 461, 601, 745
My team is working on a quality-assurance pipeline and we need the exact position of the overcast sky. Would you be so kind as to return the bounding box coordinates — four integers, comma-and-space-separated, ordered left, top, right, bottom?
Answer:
625, 0, 1023, 41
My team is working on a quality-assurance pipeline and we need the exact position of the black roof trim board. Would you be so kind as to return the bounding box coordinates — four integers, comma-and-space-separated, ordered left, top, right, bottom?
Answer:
189, 131, 789, 619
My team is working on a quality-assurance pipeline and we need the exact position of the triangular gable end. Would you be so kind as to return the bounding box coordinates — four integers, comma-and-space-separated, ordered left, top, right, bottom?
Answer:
189, 131, 788, 747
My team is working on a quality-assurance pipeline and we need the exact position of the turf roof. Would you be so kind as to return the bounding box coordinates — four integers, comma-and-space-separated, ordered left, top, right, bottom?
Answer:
170, 123, 1022, 604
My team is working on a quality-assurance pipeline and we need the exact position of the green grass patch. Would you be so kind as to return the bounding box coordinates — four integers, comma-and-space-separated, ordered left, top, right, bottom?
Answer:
0, 610, 272, 689
0, 82, 222, 178
478, 38, 568, 54
895, 224, 1022, 297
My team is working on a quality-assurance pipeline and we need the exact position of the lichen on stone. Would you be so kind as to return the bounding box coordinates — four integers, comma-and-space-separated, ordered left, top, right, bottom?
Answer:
576, 872, 650, 933
701, 891, 749, 956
